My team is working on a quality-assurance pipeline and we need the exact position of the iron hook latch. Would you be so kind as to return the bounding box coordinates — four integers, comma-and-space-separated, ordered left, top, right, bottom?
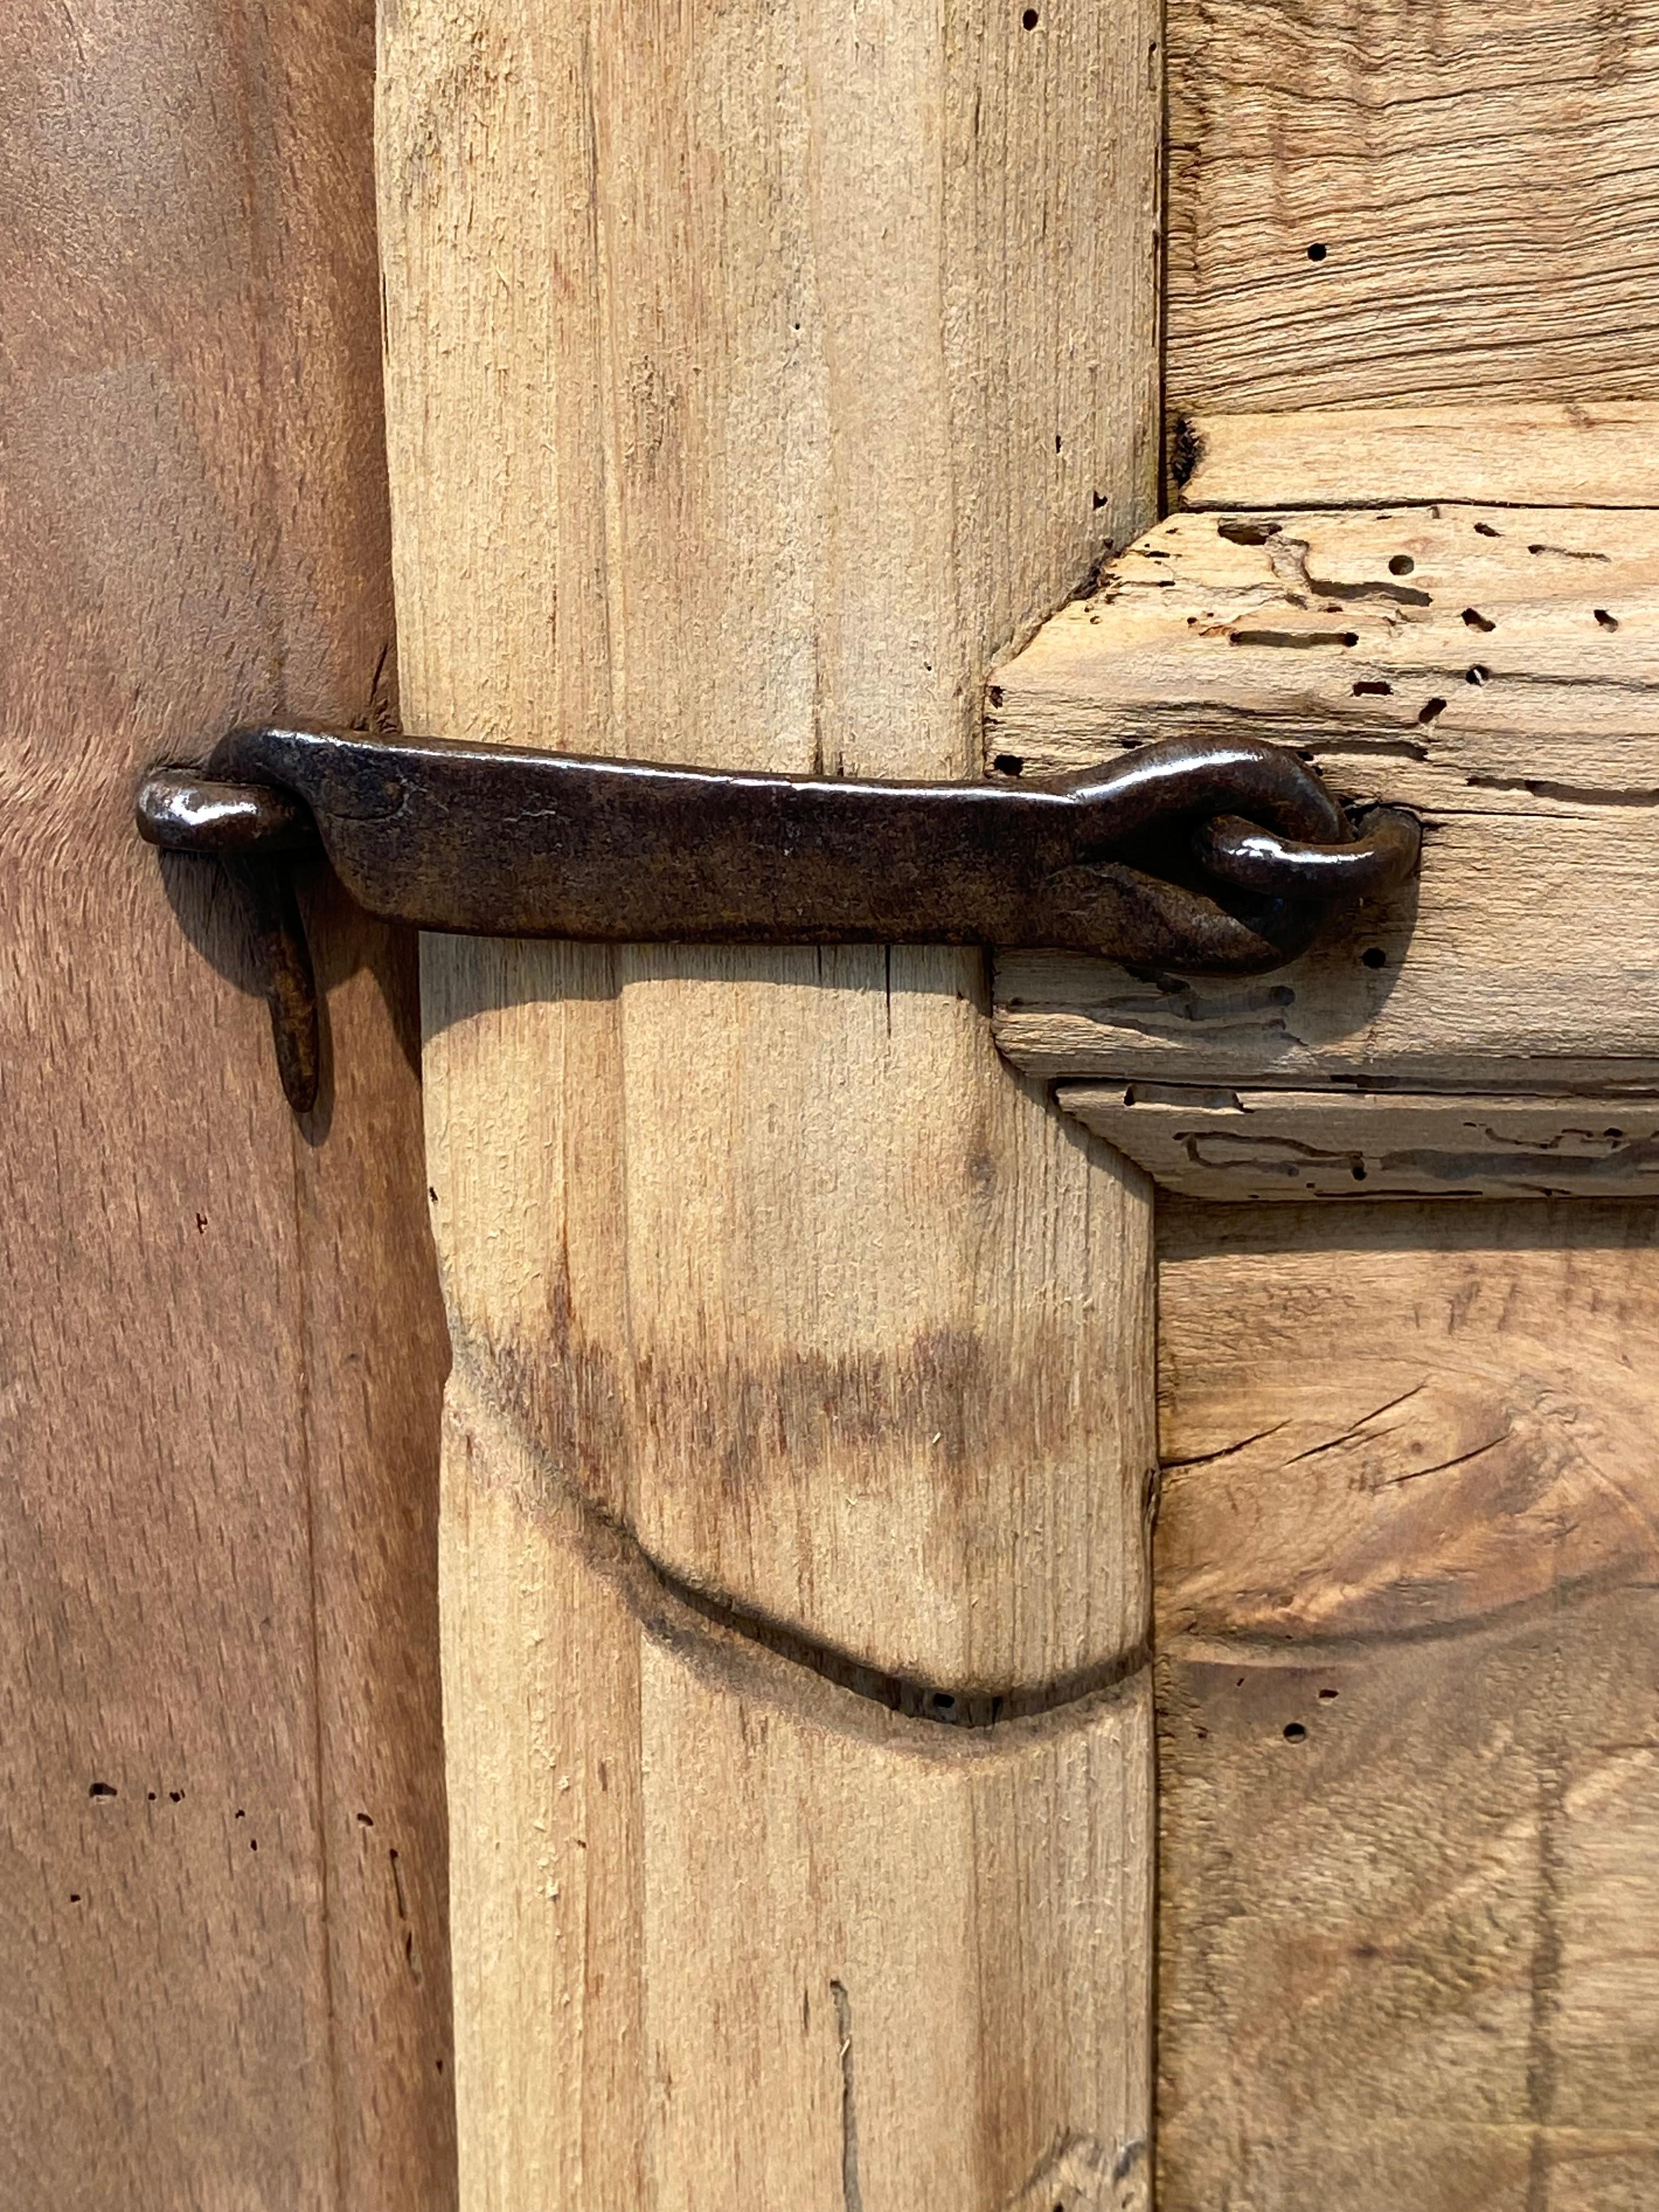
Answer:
137, 724, 1420, 1114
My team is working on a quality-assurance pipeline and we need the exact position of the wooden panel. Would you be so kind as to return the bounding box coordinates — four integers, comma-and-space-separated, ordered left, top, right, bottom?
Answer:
1158, 35, 1659, 2194
1062, 1088, 1659, 1201
989, 504, 1659, 1092
1154, 1200, 1659, 2210
989, 504, 1659, 789
379, 0, 1160, 2199
0, 4, 453, 2205
1178, 402, 1659, 512
1166, 0, 1659, 416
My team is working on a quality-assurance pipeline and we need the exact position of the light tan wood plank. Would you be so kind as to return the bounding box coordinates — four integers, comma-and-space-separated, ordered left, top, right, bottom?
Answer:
379, 0, 1161, 2196
1178, 402, 1659, 512
1061, 1088, 1659, 1201
989, 505, 1659, 1092
443, 1374, 1153, 2212
1154, 1201, 1659, 2210
425, 941, 1153, 1692
0, 1, 453, 2203
381, 0, 1158, 772
1166, 0, 1659, 416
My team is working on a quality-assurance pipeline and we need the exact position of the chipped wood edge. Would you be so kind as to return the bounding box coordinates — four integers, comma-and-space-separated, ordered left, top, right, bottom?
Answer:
1059, 1087, 1659, 1202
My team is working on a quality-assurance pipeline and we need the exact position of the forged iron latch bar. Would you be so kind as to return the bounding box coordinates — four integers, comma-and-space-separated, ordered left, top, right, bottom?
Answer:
137, 724, 1421, 1115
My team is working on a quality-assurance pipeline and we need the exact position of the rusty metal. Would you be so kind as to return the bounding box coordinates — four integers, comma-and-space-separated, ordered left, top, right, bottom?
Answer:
138, 772, 323, 1113
1195, 805, 1422, 901
136, 772, 316, 855
224, 855, 320, 1114
137, 724, 1420, 1114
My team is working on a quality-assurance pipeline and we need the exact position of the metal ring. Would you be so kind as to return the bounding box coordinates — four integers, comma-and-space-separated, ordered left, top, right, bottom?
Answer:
1194, 804, 1421, 901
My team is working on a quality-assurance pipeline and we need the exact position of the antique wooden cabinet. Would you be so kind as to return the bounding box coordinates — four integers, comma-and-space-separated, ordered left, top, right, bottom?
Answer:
8, 0, 1659, 2207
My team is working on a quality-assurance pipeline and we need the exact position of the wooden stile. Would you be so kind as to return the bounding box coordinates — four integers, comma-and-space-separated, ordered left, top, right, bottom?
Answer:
377, 0, 1161, 2202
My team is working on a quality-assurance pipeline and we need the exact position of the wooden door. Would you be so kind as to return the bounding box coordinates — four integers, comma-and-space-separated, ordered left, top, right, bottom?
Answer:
17, 0, 1659, 2207
371, 1, 1659, 2207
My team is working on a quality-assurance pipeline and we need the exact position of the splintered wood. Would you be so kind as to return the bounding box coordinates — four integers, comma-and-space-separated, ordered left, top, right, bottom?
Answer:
990, 504, 1659, 1122
379, 0, 1161, 2200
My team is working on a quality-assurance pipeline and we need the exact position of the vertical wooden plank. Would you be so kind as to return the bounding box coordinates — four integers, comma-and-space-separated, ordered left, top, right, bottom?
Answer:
0, 3, 454, 2204
378, 0, 1160, 2200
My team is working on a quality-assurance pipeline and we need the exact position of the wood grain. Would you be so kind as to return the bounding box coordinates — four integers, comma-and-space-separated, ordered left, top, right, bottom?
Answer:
1062, 1088, 1659, 1201
1166, 0, 1659, 416
1156, 21, 1659, 2201
989, 504, 1659, 796
378, 0, 1160, 2196
1178, 402, 1659, 512
0, 4, 453, 2204
989, 504, 1659, 1092
1153, 1201, 1659, 2210
442, 1370, 1153, 2210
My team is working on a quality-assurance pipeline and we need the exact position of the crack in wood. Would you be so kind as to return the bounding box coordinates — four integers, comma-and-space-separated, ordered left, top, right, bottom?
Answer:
830, 1980, 862, 2212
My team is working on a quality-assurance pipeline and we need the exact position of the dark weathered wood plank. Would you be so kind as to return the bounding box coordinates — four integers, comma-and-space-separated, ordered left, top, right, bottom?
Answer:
0, 3, 453, 2203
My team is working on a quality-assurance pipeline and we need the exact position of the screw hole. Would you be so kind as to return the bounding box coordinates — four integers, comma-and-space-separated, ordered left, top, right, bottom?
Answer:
1388, 554, 1414, 576
1306, 242, 1328, 262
